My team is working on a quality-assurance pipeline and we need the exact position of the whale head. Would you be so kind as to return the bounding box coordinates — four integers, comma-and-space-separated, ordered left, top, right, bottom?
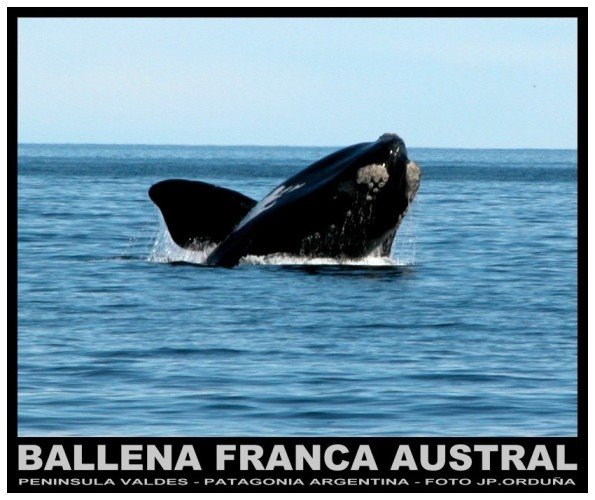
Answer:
204, 133, 422, 266
361, 133, 421, 207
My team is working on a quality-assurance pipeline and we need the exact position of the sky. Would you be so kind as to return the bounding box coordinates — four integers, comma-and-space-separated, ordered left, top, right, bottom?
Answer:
17, 17, 578, 148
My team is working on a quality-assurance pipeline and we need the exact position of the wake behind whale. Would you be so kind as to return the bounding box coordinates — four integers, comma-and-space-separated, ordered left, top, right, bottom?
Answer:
148, 134, 421, 268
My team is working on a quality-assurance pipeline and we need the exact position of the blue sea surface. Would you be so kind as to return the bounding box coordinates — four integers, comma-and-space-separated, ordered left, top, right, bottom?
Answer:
17, 144, 577, 436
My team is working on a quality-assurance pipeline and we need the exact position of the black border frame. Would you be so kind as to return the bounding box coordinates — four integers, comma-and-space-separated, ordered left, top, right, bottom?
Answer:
7, 6, 588, 493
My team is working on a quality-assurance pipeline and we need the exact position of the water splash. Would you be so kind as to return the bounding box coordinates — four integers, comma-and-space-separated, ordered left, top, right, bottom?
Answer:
241, 254, 398, 266
147, 221, 215, 264
121, 222, 163, 261
391, 200, 419, 266
147, 215, 418, 267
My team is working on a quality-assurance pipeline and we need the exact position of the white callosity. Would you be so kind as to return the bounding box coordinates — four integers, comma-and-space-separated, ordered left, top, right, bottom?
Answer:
405, 161, 421, 202
356, 163, 389, 201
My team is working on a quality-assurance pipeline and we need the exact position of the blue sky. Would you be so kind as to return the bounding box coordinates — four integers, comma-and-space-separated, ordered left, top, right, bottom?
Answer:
18, 17, 577, 148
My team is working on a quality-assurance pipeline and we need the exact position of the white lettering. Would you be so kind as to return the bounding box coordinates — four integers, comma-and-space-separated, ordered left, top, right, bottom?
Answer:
146, 445, 171, 471
324, 445, 349, 471
217, 445, 235, 470
121, 445, 143, 471
45, 445, 71, 470
19, 445, 42, 471
473, 445, 498, 470
556, 445, 577, 470
527, 445, 554, 470
97, 445, 118, 470
420, 444, 445, 471
240, 445, 264, 470
174, 445, 201, 470
391, 445, 418, 470
295, 445, 320, 470
73, 445, 94, 470
502, 445, 526, 471
450, 444, 472, 471
266, 445, 292, 470
352, 445, 377, 470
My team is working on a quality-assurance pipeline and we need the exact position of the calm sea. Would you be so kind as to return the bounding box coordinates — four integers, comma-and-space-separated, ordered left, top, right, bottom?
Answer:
17, 144, 577, 436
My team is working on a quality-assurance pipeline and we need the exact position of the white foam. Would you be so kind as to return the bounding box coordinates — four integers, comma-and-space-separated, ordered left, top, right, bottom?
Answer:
241, 254, 403, 266
147, 222, 215, 264
148, 212, 418, 267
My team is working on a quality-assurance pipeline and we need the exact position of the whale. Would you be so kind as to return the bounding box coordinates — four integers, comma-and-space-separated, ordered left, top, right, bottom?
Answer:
149, 133, 421, 267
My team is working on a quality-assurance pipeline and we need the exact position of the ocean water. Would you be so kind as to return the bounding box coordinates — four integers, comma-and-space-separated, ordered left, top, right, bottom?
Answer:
17, 144, 577, 436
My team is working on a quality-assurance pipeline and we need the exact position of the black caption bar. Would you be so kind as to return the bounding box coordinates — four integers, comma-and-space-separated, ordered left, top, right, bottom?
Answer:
10, 437, 586, 493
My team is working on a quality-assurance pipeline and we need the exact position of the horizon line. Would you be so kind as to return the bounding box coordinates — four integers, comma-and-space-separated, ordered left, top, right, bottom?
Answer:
17, 142, 578, 151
